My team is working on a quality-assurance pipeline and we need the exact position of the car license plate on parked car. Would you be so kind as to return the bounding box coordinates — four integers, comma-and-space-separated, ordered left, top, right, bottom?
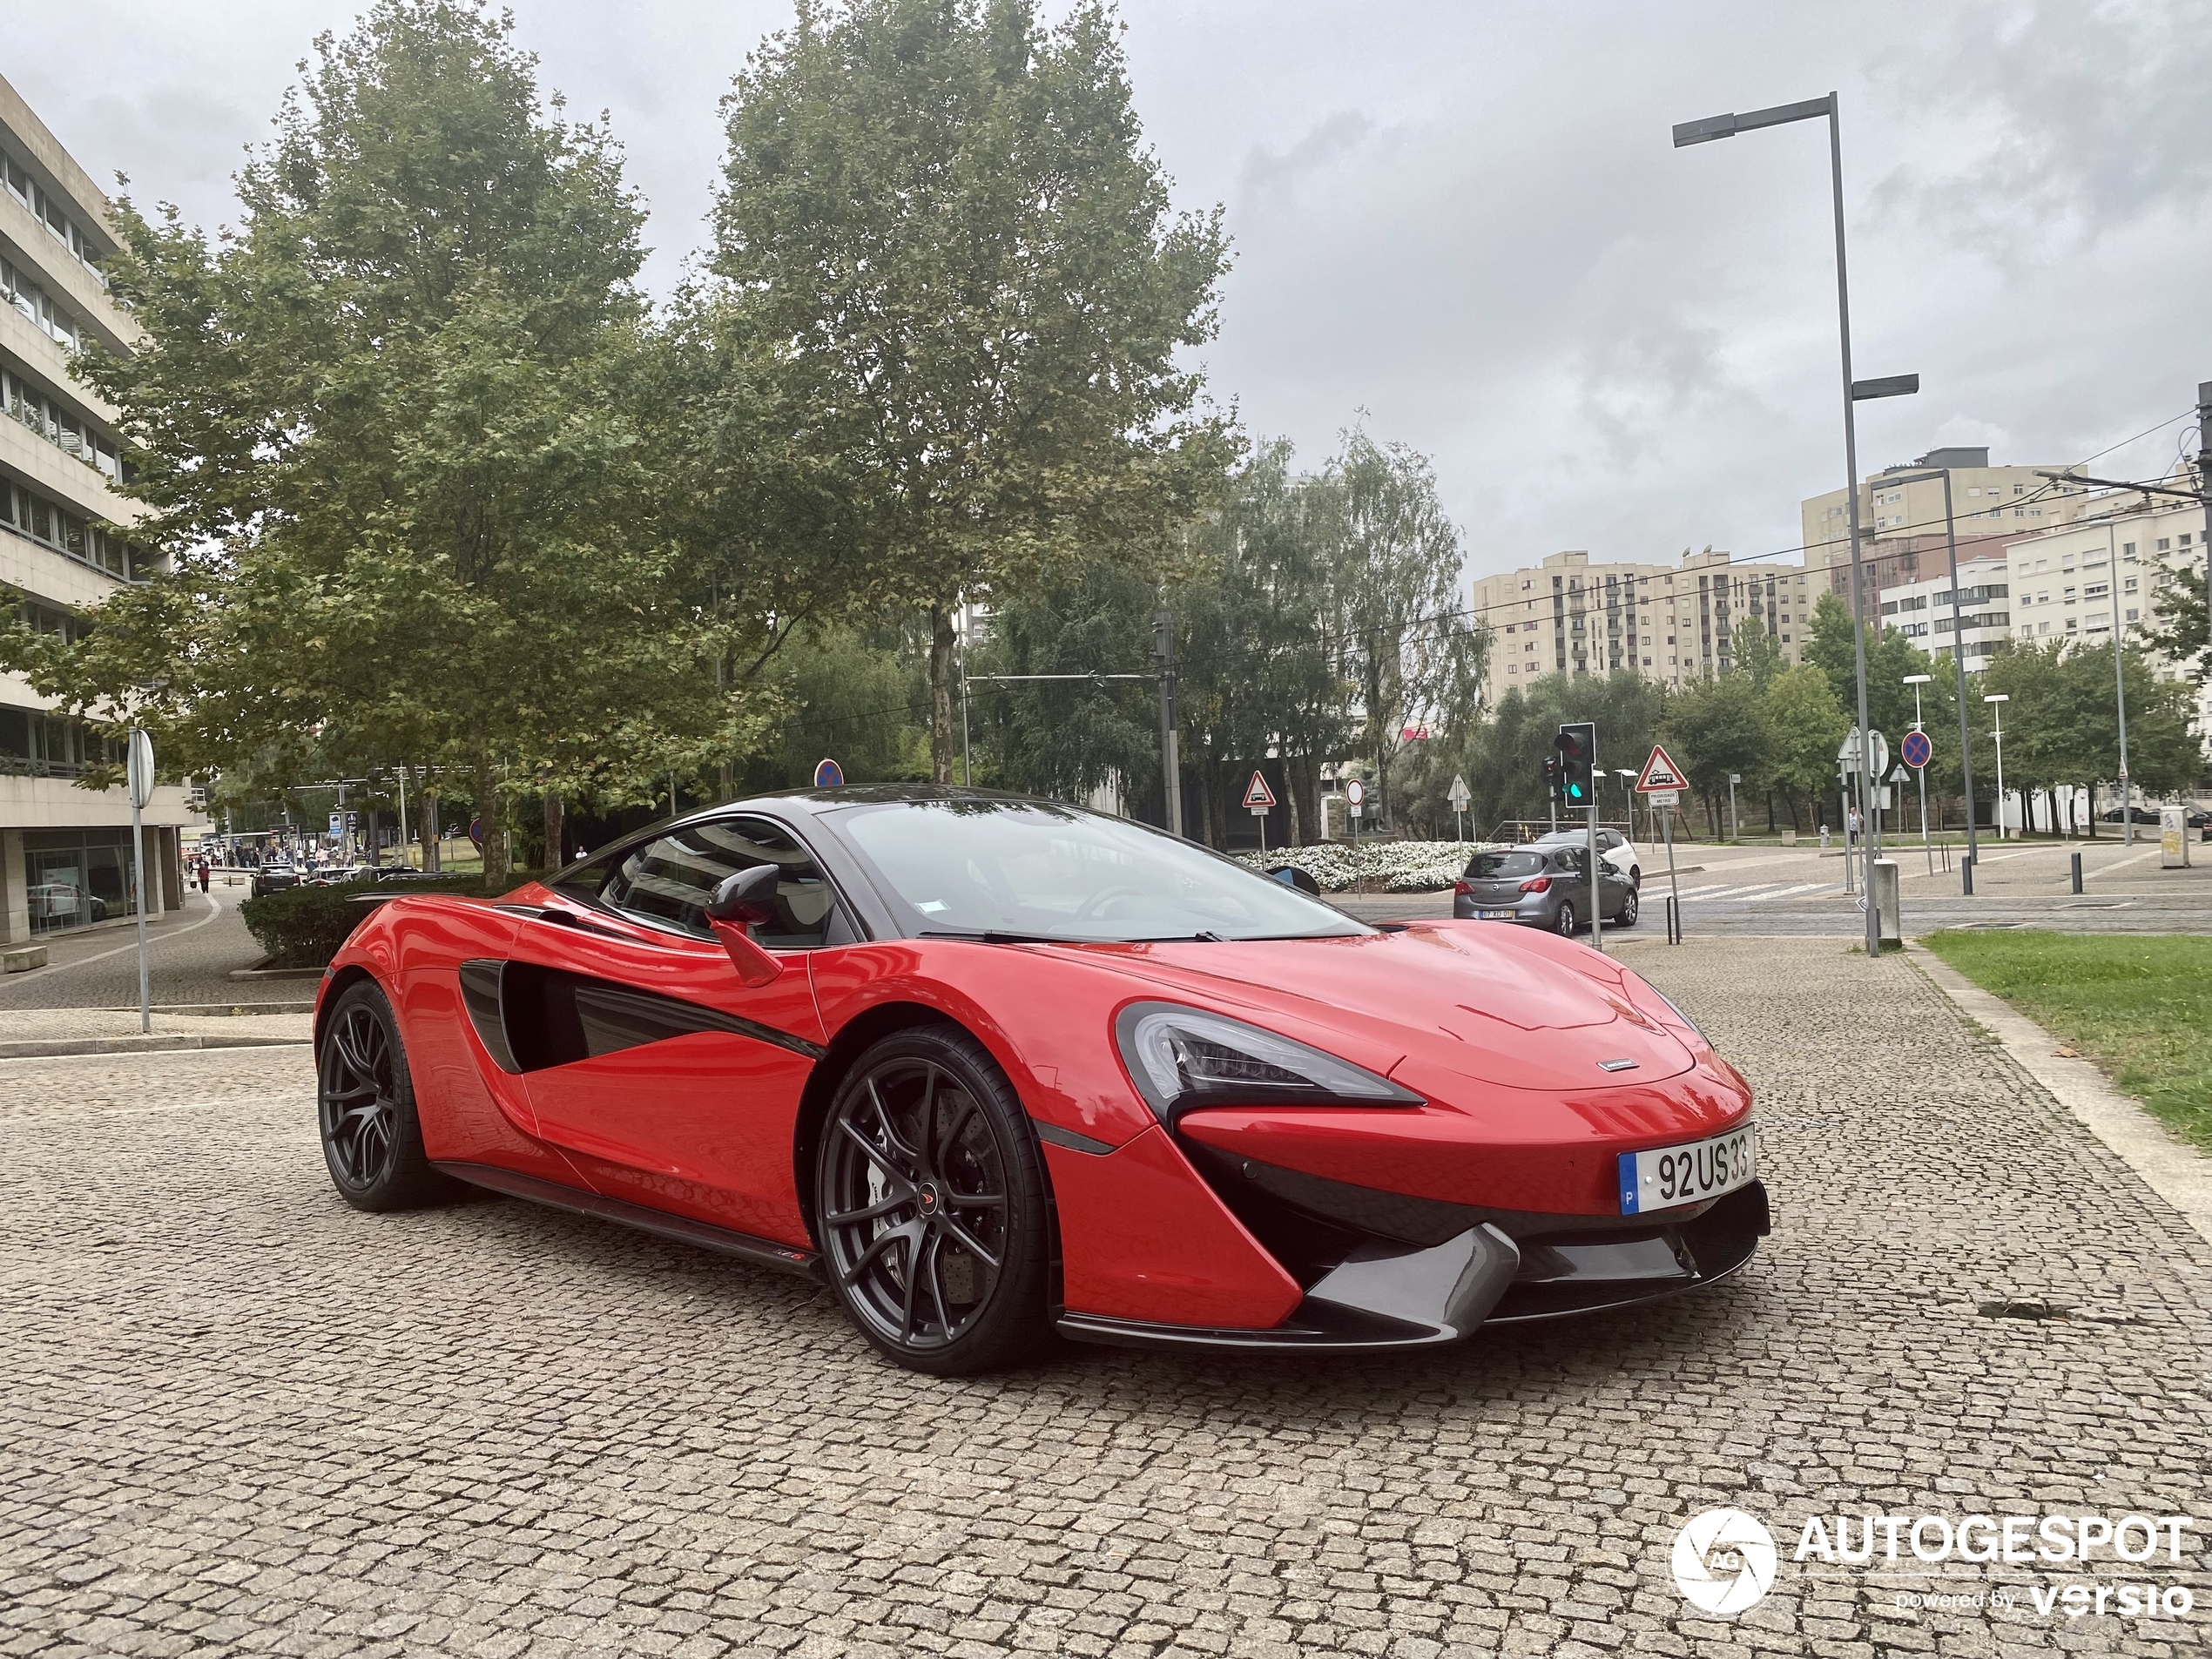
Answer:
1476, 908, 1517, 921
1617, 1124, 1757, 1214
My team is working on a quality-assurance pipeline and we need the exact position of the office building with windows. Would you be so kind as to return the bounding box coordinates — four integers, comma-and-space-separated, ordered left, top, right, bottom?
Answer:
0, 75, 203, 943
1474, 547, 1815, 705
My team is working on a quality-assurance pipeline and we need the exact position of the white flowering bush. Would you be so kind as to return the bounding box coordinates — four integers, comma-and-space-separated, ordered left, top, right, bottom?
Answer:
1236, 840, 1501, 894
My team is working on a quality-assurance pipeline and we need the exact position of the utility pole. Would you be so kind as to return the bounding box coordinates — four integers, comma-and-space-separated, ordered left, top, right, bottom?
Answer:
2200, 381, 2212, 668
1154, 610, 1184, 838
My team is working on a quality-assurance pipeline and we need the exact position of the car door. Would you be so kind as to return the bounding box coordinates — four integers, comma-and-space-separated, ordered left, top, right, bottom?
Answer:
499, 815, 853, 1247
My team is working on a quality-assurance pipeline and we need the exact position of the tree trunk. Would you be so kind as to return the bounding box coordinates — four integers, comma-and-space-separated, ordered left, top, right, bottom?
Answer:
928, 604, 956, 786
418, 785, 441, 873
1285, 756, 1303, 849
543, 792, 565, 873
477, 754, 509, 888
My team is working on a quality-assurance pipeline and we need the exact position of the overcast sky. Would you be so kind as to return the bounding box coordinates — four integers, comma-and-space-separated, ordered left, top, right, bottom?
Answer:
12, 1, 2209, 586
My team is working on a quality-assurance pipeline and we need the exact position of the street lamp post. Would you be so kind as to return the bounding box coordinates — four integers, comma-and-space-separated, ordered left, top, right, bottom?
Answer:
1615, 770, 1639, 844
1676, 93, 1918, 957
1905, 673, 1933, 873
1874, 466, 1979, 880
1986, 694, 2010, 841
2107, 522, 2133, 847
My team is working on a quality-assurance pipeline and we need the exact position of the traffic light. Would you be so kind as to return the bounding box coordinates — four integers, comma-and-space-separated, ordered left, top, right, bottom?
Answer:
1555, 723, 1595, 807
1541, 752, 1562, 806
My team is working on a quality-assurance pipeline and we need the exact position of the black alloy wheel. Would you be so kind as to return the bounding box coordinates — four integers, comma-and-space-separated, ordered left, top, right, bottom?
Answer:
317, 980, 458, 1212
817, 1025, 1050, 1374
1554, 899, 1578, 938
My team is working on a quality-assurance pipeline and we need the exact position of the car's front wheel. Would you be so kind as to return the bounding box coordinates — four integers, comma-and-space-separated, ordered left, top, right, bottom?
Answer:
816, 1025, 1052, 1375
1615, 885, 1639, 928
317, 980, 461, 1212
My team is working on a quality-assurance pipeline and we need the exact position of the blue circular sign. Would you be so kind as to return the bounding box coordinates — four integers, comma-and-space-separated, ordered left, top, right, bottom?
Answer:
813, 758, 845, 789
1901, 730, 1932, 769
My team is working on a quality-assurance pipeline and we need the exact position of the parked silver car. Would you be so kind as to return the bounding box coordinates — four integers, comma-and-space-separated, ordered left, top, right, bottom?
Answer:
1453, 844, 1637, 934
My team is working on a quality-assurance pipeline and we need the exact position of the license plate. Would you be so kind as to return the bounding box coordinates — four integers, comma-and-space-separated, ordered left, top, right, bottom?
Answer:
1477, 908, 1517, 921
1618, 1124, 1757, 1214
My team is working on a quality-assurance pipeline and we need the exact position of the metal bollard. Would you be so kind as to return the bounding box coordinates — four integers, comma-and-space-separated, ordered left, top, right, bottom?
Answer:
1962, 854, 1973, 896
1665, 893, 1682, 945
2070, 852, 2083, 894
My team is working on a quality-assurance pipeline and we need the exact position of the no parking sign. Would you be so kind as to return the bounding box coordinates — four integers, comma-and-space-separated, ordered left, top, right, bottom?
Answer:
1901, 730, 1932, 769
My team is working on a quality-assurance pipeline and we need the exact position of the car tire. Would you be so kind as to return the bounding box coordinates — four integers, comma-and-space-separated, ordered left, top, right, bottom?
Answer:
317, 980, 462, 1213
815, 1024, 1053, 1376
1554, 900, 1578, 938
1615, 886, 1639, 928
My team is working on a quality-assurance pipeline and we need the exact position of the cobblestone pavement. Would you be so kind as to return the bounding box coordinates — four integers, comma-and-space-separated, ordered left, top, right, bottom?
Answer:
0, 882, 305, 1012
3, 940, 2209, 1657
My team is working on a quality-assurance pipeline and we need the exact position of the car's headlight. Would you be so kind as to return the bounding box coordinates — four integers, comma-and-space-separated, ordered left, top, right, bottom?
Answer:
1113, 1001, 1421, 1125
1642, 983, 1708, 1042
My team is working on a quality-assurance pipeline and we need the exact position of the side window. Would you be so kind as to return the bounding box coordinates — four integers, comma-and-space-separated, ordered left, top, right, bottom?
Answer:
593, 817, 849, 948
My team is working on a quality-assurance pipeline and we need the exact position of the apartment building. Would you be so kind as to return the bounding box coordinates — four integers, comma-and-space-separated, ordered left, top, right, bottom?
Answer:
0, 75, 202, 942
1474, 548, 1815, 705
1877, 556, 2012, 674
1801, 446, 2089, 599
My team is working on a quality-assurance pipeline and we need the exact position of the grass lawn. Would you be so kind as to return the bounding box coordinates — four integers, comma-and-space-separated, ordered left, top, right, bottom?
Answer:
1923, 930, 2212, 1153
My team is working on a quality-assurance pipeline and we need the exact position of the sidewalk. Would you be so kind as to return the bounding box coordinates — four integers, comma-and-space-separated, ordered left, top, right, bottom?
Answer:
0, 1006, 312, 1059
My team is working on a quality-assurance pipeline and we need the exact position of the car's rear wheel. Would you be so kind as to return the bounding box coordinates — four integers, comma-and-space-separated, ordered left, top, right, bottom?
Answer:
816, 1025, 1051, 1375
1554, 899, 1578, 937
317, 980, 460, 1212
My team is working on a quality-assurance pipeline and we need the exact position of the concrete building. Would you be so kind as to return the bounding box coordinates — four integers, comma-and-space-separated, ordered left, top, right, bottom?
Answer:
0, 75, 202, 944
1474, 547, 1815, 705
1878, 555, 2012, 673
1801, 446, 2091, 600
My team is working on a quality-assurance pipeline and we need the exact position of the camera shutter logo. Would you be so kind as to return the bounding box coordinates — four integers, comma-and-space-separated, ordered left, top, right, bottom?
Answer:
1671, 1508, 1777, 1614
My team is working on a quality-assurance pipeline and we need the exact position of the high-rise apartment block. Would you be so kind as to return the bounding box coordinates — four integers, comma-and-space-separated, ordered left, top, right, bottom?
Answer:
1474, 549, 1815, 705
1, 75, 203, 943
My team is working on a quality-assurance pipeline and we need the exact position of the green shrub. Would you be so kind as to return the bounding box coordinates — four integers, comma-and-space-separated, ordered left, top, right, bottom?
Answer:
239, 871, 550, 968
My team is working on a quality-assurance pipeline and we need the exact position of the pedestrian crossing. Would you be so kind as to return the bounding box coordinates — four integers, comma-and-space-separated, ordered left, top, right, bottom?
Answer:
1662, 880, 1840, 905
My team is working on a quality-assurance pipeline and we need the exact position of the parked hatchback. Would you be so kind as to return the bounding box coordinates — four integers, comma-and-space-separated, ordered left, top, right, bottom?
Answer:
1453, 844, 1637, 935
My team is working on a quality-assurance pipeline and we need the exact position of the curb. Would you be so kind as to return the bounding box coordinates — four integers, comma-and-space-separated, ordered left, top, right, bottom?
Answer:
96, 1001, 318, 1017
1903, 941, 2212, 1248
0, 1034, 311, 1060
227, 964, 326, 981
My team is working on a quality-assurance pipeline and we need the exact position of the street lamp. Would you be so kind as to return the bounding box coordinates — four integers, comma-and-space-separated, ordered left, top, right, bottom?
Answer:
2107, 521, 2133, 847
1676, 92, 1918, 957
1615, 769, 1639, 842
1904, 674, 1933, 871
1985, 694, 2010, 841
1876, 467, 1979, 880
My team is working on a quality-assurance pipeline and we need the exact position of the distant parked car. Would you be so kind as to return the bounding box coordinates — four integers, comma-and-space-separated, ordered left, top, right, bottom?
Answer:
26, 883, 102, 925
1454, 844, 1637, 934
1533, 826, 1641, 887
251, 863, 299, 899
2100, 806, 2162, 825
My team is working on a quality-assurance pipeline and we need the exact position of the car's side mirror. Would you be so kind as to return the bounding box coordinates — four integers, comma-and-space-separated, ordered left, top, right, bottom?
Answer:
705, 865, 783, 987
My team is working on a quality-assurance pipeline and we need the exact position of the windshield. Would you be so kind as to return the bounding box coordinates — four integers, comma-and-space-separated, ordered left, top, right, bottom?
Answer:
832, 798, 1368, 942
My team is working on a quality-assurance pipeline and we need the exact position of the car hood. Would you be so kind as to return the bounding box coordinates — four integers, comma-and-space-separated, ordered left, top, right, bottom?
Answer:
1063, 922, 1698, 1095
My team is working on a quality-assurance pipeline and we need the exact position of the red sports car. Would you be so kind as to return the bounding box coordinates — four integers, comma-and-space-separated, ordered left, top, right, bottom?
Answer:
314, 788, 1766, 1373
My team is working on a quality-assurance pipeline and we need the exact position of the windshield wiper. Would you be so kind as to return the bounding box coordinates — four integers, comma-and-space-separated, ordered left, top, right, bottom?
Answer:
917, 928, 1103, 945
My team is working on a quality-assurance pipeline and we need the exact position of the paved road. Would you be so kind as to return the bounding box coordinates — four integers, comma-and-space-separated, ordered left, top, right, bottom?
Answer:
3, 938, 2207, 1656
1345, 839, 2212, 938
0, 878, 307, 1010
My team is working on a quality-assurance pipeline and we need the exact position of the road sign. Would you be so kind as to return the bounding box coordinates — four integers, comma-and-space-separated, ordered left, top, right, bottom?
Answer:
1635, 743, 1687, 793
1344, 779, 1365, 808
1840, 727, 1891, 779
469, 817, 485, 849
1900, 730, 1932, 769
1646, 790, 1681, 807
1243, 770, 1276, 813
1447, 774, 1470, 813
126, 730, 155, 810
813, 758, 845, 788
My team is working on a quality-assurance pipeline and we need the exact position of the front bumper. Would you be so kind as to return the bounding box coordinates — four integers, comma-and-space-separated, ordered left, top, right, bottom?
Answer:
1056, 1157, 1770, 1353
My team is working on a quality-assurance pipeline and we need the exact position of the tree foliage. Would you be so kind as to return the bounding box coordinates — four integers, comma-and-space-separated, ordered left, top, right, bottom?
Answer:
711, 0, 1238, 780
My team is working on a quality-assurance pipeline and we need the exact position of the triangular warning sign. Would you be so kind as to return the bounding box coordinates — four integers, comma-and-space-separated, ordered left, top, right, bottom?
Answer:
1635, 744, 1687, 792
1243, 770, 1277, 809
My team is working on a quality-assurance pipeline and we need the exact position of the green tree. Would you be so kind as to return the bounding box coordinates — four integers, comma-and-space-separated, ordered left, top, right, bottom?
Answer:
711, 0, 1237, 782
1329, 431, 1484, 832
4, 2, 716, 883
1762, 664, 1847, 831
1662, 673, 1767, 837
2141, 566, 2209, 687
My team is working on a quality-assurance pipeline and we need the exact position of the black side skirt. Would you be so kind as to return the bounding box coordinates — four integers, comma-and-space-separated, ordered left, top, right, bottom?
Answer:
432, 1160, 825, 1282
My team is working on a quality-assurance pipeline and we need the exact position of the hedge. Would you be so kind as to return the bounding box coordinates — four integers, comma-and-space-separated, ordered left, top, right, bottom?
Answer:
239, 872, 548, 968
